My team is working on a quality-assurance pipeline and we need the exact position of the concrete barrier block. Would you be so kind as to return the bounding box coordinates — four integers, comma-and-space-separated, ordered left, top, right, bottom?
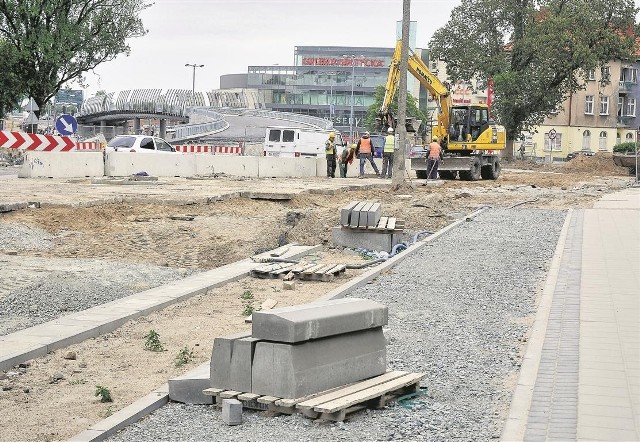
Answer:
222, 399, 242, 425
258, 157, 316, 178
251, 298, 388, 343
229, 337, 259, 393
194, 155, 259, 177
332, 226, 403, 253
359, 201, 374, 228
251, 327, 386, 398
104, 151, 197, 177
210, 331, 251, 389
19, 151, 104, 178
168, 362, 213, 404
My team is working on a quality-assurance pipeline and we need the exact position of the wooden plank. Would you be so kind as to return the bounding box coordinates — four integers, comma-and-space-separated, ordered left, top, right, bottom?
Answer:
331, 264, 346, 274
312, 264, 336, 279
257, 395, 281, 405
220, 390, 242, 399
376, 216, 388, 231
296, 371, 408, 411
386, 217, 396, 231
275, 381, 361, 408
302, 264, 326, 275
237, 393, 261, 401
313, 372, 425, 413
261, 298, 278, 310
291, 263, 316, 274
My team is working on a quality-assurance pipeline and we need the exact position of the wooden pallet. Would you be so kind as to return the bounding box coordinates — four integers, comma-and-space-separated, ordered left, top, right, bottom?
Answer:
249, 262, 296, 279
203, 370, 425, 422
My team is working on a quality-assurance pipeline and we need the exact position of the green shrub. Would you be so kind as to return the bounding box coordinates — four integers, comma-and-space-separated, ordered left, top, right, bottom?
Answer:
144, 329, 164, 352
175, 346, 194, 367
613, 142, 638, 154
95, 385, 113, 403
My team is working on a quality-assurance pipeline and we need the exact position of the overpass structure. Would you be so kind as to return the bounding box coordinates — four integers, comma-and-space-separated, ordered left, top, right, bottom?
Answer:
77, 89, 333, 144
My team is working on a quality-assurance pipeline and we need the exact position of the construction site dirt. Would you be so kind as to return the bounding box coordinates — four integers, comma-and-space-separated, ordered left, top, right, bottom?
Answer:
0, 155, 633, 442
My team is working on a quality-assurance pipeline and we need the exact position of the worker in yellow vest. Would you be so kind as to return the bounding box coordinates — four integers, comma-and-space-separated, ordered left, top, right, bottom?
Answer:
325, 132, 337, 178
356, 131, 380, 178
380, 127, 395, 179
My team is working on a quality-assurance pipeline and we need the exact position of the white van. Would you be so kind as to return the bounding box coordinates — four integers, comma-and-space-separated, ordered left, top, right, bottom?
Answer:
263, 126, 344, 158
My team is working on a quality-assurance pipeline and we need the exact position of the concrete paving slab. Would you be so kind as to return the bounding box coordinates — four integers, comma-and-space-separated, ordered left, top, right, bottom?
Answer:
251, 327, 386, 398
168, 362, 213, 404
366, 202, 381, 228
251, 298, 387, 343
229, 337, 260, 393
340, 201, 359, 226
210, 330, 251, 389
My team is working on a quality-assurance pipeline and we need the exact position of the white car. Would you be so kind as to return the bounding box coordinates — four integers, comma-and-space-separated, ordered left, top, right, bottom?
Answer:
106, 135, 176, 153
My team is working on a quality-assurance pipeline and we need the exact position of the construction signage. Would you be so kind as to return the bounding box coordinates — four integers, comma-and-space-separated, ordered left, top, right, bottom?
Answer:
0, 131, 76, 151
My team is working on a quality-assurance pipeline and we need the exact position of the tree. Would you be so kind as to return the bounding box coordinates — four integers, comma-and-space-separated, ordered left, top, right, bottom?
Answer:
0, 0, 150, 114
363, 85, 427, 134
429, 0, 639, 140
0, 38, 23, 117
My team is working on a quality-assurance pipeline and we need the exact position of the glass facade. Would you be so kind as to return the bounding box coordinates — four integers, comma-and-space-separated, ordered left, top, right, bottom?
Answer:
248, 46, 394, 138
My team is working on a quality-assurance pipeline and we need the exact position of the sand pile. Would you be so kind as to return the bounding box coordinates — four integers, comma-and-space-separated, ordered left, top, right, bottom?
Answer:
561, 152, 629, 176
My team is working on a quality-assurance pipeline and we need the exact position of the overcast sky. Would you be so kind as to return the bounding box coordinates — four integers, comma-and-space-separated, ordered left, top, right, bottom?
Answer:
76, 0, 460, 97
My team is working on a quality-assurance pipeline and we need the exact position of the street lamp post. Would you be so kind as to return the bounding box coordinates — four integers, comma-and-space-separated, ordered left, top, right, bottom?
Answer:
350, 56, 356, 142
185, 63, 204, 105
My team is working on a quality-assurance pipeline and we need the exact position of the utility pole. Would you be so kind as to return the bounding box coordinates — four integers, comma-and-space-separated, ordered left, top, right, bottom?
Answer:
392, 0, 410, 186
185, 63, 204, 106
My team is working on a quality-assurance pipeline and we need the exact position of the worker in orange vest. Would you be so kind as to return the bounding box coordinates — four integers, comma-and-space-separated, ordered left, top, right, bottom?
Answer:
427, 137, 441, 180
356, 131, 380, 179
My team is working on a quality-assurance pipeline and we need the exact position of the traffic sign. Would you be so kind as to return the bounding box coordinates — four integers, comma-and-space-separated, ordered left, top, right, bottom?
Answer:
55, 114, 77, 135
548, 128, 557, 140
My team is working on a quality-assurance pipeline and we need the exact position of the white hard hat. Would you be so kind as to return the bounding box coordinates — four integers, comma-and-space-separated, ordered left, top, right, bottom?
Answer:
387, 127, 394, 133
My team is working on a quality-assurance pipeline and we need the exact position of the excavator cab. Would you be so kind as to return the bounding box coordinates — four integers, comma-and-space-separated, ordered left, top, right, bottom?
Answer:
448, 105, 490, 143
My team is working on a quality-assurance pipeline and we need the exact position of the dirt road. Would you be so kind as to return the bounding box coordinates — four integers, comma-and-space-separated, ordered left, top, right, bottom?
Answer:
0, 155, 634, 441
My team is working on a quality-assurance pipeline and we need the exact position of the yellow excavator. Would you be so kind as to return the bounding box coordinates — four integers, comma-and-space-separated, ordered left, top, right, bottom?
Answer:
380, 40, 506, 180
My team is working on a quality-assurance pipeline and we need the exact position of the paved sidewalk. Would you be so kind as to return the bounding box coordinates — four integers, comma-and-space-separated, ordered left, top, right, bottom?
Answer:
504, 187, 640, 441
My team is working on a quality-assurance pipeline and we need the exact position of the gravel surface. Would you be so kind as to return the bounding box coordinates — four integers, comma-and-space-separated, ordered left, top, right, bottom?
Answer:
0, 221, 195, 335
108, 207, 565, 442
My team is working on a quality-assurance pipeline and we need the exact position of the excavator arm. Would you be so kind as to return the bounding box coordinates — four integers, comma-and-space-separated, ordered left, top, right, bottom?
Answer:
379, 40, 452, 137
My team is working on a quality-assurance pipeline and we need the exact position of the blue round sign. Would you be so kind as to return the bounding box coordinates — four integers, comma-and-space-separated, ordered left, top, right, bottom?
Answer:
55, 114, 78, 135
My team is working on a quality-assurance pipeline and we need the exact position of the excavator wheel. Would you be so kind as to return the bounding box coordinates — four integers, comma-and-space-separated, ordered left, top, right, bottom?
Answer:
460, 157, 481, 181
439, 170, 457, 180
480, 158, 501, 180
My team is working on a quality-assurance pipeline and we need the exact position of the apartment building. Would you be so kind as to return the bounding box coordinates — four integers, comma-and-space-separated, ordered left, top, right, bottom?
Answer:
529, 59, 639, 159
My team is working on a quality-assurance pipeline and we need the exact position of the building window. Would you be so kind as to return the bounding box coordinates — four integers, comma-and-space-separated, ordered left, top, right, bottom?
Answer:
598, 131, 607, 151
626, 133, 634, 141
582, 130, 591, 150
626, 98, 636, 117
600, 96, 609, 115
601, 66, 610, 81
587, 69, 596, 81
585, 95, 594, 114
618, 97, 624, 116
620, 67, 638, 83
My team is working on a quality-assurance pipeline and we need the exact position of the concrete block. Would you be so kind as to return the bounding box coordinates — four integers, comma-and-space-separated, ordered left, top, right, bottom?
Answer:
229, 337, 259, 393
19, 151, 104, 178
366, 202, 382, 227
332, 226, 403, 253
251, 327, 386, 398
210, 330, 252, 389
358, 202, 373, 228
105, 151, 197, 177
340, 201, 359, 226
258, 157, 317, 178
195, 155, 259, 177
222, 399, 243, 425
168, 362, 213, 404
251, 298, 388, 343
349, 201, 366, 228
283, 280, 295, 290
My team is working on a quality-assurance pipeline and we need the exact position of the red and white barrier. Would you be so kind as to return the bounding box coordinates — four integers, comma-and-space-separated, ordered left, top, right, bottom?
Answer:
75, 142, 99, 151
0, 130, 75, 151
174, 145, 243, 155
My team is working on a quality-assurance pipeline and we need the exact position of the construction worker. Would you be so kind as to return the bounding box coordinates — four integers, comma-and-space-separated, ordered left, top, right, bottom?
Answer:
356, 131, 380, 178
427, 137, 441, 180
380, 127, 395, 178
338, 143, 356, 178
325, 132, 337, 178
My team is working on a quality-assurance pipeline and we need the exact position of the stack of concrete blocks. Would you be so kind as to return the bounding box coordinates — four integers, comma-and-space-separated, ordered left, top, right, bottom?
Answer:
332, 200, 403, 252
209, 298, 388, 399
